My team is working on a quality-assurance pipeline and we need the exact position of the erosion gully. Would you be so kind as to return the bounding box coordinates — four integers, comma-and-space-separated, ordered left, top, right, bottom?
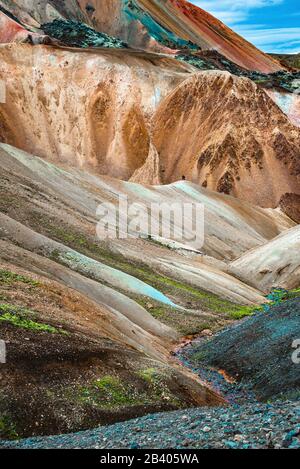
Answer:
173, 334, 257, 406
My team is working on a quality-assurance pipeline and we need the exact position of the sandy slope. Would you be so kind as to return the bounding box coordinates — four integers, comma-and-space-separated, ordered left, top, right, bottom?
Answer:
229, 225, 300, 292
0, 237, 176, 358
0, 143, 269, 305
0, 142, 297, 319
0, 140, 293, 263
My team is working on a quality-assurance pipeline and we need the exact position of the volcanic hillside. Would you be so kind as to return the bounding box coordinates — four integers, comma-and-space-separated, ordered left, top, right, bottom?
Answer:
0, 0, 299, 443
0, 0, 284, 72
0, 43, 299, 208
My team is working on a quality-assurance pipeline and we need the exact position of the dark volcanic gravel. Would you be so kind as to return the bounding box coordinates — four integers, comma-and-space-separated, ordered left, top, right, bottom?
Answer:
182, 298, 300, 401
1, 401, 299, 449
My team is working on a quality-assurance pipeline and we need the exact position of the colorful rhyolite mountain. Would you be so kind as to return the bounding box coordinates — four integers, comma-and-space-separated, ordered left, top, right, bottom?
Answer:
0, 0, 283, 72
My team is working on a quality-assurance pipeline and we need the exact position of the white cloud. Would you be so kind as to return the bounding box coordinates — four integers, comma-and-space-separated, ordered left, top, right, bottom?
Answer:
190, 1, 299, 53
191, 0, 284, 25
233, 26, 300, 52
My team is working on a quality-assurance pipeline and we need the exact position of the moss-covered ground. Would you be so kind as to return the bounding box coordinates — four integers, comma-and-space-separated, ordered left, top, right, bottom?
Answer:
70, 370, 180, 411
0, 303, 67, 334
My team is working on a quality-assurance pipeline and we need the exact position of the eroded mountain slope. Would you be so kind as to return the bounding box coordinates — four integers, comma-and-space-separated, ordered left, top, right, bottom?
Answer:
0, 44, 299, 209
0, 0, 299, 447
0, 254, 225, 439
131, 0, 282, 72
0, 141, 272, 438
0, 141, 297, 321
0, 9, 32, 43
0, 43, 193, 180
152, 71, 300, 208
0, 142, 293, 261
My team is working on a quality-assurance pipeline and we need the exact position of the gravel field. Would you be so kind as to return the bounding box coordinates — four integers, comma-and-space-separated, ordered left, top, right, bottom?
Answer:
1, 401, 299, 449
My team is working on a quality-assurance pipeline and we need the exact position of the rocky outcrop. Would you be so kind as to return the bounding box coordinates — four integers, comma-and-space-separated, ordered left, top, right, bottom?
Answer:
42, 19, 128, 48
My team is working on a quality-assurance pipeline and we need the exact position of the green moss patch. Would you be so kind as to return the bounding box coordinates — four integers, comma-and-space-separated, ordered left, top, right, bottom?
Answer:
0, 415, 18, 440
137, 368, 158, 383
228, 306, 260, 320
0, 303, 67, 334
76, 375, 145, 409
83, 376, 133, 408
72, 372, 180, 410
288, 288, 300, 300
0, 269, 39, 287
151, 275, 259, 316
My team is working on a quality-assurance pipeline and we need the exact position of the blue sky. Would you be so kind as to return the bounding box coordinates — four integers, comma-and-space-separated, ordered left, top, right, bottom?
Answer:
191, 1, 300, 54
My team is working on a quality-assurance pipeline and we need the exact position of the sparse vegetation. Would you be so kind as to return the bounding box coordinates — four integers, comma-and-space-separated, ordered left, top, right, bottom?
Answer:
287, 288, 300, 299
191, 351, 207, 363
0, 269, 39, 287
228, 307, 259, 320
72, 372, 180, 410
0, 416, 18, 440
0, 303, 67, 334
270, 53, 300, 70
76, 375, 144, 409
137, 368, 159, 383
0, 219, 262, 337
37, 221, 261, 332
